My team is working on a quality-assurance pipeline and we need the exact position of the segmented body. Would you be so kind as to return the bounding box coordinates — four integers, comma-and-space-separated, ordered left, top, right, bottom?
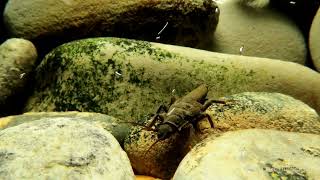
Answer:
147, 84, 225, 140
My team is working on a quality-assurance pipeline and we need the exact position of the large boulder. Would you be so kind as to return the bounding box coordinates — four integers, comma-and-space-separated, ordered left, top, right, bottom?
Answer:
0, 117, 135, 179
203, 0, 306, 64
24, 38, 320, 120
124, 92, 320, 179
201, 92, 320, 138
0, 111, 132, 146
0, 38, 37, 116
173, 129, 320, 180
309, 7, 320, 71
3, 0, 219, 50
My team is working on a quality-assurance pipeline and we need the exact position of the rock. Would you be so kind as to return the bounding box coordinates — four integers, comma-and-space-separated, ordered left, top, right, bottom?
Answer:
0, 117, 135, 179
173, 129, 320, 180
3, 0, 219, 51
24, 38, 320, 119
270, 0, 320, 38
202, 0, 306, 64
198, 92, 320, 140
0, 0, 8, 43
135, 175, 161, 180
0, 38, 37, 116
309, 7, 320, 71
124, 91, 320, 178
124, 126, 192, 179
0, 111, 132, 146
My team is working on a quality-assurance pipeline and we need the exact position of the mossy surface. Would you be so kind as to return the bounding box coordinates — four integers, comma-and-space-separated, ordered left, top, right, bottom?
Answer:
25, 37, 270, 122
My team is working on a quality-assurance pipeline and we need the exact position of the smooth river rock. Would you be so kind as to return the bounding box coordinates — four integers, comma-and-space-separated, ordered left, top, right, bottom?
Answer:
0, 111, 132, 146
0, 117, 135, 179
0, 38, 37, 116
3, 0, 219, 49
173, 129, 320, 180
124, 91, 320, 179
23, 38, 320, 120
204, 0, 306, 64
199, 92, 320, 139
309, 7, 320, 71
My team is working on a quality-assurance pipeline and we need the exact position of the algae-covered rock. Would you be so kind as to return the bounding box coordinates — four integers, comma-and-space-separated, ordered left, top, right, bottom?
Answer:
309, 7, 320, 71
124, 125, 193, 179
24, 38, 320, 120
197, 92, 320, 140
0, 38, 37, 116
3, 0, 219, 49
0, 111, 132, 145
173, 129, 320, 180
0, 117, 135, 179
124, 91, 320, 179
204, 0, 306, 64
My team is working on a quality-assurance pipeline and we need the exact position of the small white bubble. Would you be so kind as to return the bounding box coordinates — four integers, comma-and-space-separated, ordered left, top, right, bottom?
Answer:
115, 71, 122, 76
239, 45, 244, 55
156, 36, 161, 40
172, 89, 176, 94
289, 1, 296, 4
215, 7, 219, 13
19, 73, 26, 79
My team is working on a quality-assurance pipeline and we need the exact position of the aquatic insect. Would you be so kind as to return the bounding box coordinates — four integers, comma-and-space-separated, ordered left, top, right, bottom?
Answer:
143, 84, 227, 153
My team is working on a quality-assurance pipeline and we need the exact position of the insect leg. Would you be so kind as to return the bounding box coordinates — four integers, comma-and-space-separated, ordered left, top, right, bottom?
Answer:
192, 113, 214, 130
145, 105, 168, 130
202, 99, 227, 111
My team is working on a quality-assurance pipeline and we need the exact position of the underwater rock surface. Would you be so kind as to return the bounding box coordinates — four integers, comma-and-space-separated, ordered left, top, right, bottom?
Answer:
24, 38, 320, 120
3, 0, 219, 48
124, 126, 192, 179
124, 91, 320, 179
0, 117, 135, 179
0, 38, 37, 116
309, 7, 320, 71
200, 92, 320, 139
173, 129, 320, 180
205, 0, 306, 64
0, 111, 131, 146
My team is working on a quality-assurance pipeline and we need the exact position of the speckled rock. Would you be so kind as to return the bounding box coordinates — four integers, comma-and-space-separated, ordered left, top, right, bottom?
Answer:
0, 38, 37, 116
23, 38, 320, 119
173, 129, 320, 180
123, 91, 320, 179
0, 111, 132, 146
3, 0, 219, 49
124, 125, 193, 179
202, 0, 306, 64
309, 7, 320, 71
0, 117, 135, 179
197, 92, 320, 140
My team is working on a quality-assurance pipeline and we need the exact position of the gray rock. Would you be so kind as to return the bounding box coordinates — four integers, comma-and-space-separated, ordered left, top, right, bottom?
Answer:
202, 0, 306, 64
0, 117, 135, 179
309, 7, 320, 71
0, 111, 132, 146
173, 129, 320, 180
0, 38, 37, 115
198, 92, 320, 139
23, 38, 320, 120
3, 0, 219, 48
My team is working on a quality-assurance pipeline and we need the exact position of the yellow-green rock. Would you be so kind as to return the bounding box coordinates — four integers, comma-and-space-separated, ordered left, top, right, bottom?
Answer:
24, 38, 320, 121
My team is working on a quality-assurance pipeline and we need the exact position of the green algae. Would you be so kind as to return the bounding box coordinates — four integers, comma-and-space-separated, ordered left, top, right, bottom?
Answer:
25, 37, 265, 122
264, 163, 308, 180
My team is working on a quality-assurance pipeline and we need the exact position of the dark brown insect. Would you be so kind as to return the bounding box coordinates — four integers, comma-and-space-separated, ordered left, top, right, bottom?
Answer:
143, 84, 227, 153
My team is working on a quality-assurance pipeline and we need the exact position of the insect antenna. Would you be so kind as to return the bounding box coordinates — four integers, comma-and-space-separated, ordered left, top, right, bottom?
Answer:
143, 138, 162, 160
